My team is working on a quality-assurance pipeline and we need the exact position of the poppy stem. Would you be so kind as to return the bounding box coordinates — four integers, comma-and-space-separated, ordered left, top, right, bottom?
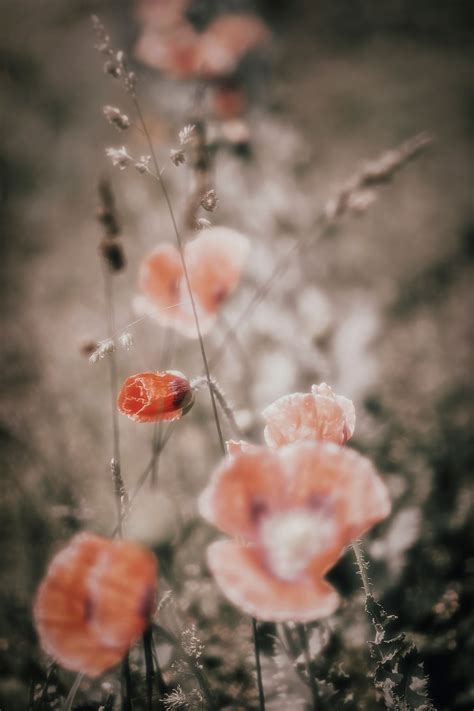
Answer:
63, 672, 84, 711
102, 259, 127, 537
143, 627, 155, 710
131, 95, 226, 457
121, 655, 133, 711
252, 618, 266, 711
351, 540, 371, 597
297, 624, 319, 709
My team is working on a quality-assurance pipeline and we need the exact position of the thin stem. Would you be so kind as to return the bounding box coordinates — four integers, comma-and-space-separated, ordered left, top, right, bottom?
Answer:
191, 376, 243, 439
121, 656, 133, 711
297, 624, 319, 709
351, 540, 371, 597
150, 626, 169, 698
63, 672, 84, 711
131, 95, 225, 456
209, 219, 328, 370
143, 627, 155, 710
252, 618, 266, 711
102, 262, 125, 537
110, 424, 176, 538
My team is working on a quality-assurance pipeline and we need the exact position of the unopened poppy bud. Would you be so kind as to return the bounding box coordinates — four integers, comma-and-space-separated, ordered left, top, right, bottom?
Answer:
117, 370, 194, 423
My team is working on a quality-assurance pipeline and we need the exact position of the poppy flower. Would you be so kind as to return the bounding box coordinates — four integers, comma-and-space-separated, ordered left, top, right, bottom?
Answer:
138, 227, 250, 338
135, 0, 189, 32
134, 23, 201, 79
33, 533, 158, 676
196, 14, 270, 78
263, 383, 356, 449
117, 370, 193, 423
199, 442, 390, 622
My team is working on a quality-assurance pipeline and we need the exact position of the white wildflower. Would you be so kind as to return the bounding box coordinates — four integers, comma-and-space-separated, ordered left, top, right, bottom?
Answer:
119, 331, 133, 349
170, 148, 186, 166
103, 106, 130, 131
135, 155, 151, 174
200, 188, 218, 212
106, 146, 132, 170
179, 124, 195, 146
195, 217, 211, 230
89, 339, 115, 363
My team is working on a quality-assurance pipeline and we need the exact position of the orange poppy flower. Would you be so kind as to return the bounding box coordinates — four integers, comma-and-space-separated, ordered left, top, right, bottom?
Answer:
117, 370, 194, 423
33, 533, 158, 676
138, 227, 250, 338
263, 383, 356, 448
199, 442, 390, 622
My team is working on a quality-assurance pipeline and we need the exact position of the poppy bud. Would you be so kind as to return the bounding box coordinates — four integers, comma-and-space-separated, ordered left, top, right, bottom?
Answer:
117, 370, 194, 423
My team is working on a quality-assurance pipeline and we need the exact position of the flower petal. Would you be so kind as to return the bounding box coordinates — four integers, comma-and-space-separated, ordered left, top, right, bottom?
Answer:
280, 441, 391, 544
33, 534, 124, 676
264, 385, 356, 447
207, 540, 340, 622
87, 541, 157, 648
184, 227, 250, 315
199, 448, 286, 541
138, 243, 182, 310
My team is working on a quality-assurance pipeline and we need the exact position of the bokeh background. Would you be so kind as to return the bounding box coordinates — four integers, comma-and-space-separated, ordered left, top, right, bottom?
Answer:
1, 1, 473, 709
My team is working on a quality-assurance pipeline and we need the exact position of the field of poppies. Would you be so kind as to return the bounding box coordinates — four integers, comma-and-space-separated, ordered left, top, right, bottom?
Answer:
1, 1, 473, 709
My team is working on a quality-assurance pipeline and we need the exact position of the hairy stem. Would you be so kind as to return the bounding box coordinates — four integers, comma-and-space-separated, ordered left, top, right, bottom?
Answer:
131, 95, 225, 456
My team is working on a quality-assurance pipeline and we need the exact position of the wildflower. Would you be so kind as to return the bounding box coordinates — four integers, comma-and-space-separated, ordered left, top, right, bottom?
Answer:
263, 383, 356, 448
170, 148, 186, 166
200, 188, 218, 212
137, 227, 250, 338
179, 124, 195, 146
33, 533, 157, 676
134, 155, 151, 174
89, 339, 115, 363
134, 24, 200, 79
199, 442, 390, 622
117, 370, 194, 423
118, 331, 133, 349
195, 217, 211, 230
102, 105, 130, 131
106, 146, 132, 170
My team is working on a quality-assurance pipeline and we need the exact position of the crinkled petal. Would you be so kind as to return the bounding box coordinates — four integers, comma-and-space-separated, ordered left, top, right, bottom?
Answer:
280, 442, 391, 544
263, 392, 347, 447
207, 540, 340, 622
199, 448, 286, 541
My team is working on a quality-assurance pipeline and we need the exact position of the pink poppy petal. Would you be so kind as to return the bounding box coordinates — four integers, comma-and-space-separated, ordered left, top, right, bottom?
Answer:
263, 392, 347, 447
139, 244, 182, 309
207, 540, 340, 622
198, 448, 286, 541
184, 227, 250, 315
280, 442, 391, 544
